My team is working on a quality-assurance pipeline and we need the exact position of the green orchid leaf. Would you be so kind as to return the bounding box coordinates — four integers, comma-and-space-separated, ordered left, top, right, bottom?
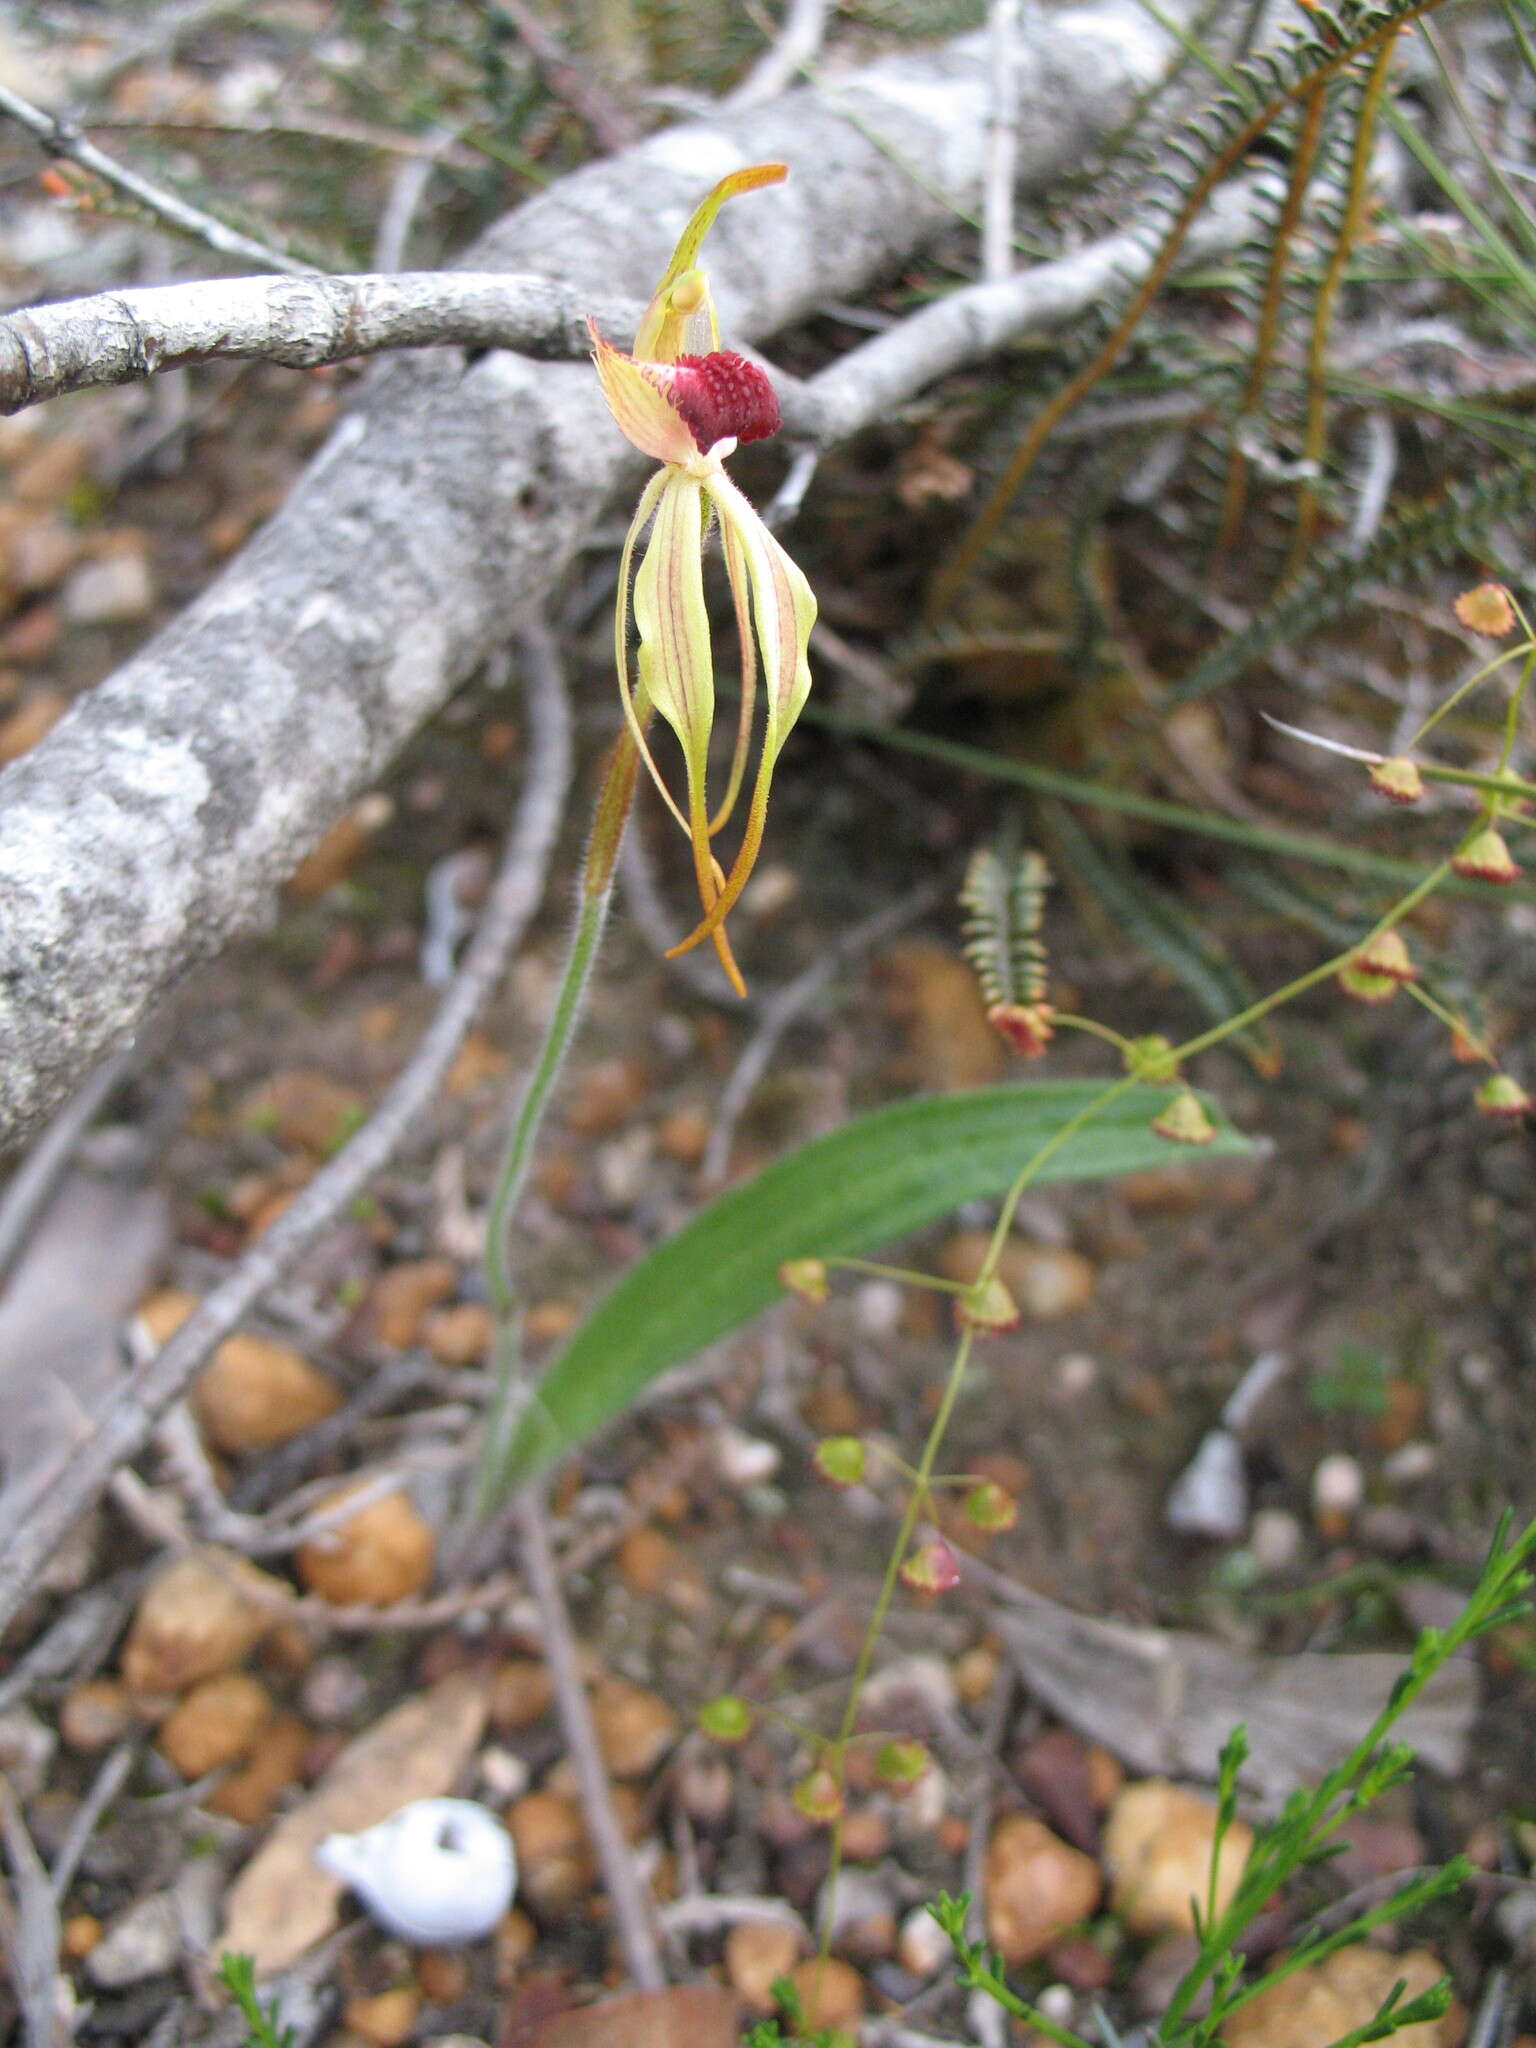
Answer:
490, 1080, 1250, 1489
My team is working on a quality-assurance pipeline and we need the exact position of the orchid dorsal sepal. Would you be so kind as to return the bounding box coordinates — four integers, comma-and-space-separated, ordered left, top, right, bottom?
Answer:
634, 162, 788, 364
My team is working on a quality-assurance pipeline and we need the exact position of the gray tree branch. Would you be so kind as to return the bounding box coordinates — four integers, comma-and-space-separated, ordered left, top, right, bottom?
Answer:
0, 271, 639, 415
0, 1, 1206, 1150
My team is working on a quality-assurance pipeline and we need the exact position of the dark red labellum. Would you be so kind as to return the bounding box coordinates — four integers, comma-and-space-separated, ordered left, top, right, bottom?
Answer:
670, 350, 781, 452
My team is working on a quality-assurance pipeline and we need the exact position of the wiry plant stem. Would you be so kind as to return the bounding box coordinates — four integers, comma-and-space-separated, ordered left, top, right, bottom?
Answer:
1214, 84, 1328, 562
1290, 30, 1404, 574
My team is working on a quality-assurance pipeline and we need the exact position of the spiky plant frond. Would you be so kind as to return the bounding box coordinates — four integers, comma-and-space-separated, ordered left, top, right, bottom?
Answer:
961, 846, 1051, 1010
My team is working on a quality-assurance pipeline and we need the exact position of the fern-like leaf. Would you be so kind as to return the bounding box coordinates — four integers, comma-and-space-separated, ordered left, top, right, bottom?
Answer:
961, 845, 1051, 1010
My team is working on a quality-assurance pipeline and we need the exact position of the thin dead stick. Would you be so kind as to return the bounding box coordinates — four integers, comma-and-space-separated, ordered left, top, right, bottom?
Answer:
3, 186, 1256, 433
0, 1780, 63, 2048
515, 1486, 666, 1989
496, 0, 637, 155
700, 880, 947, 1185
725, 0, 831, 107
778, 177, 1257, 447
0, 77, 311, 276
0, 271, 640, 416
0, 1036, 139, 1290
49, 1737, 139, 1903
372, 124, 460, 273
982, 0, 1020, 282
0, 623, 572, 1644
658, 1893, 807, 1937
83, 112, 479, 166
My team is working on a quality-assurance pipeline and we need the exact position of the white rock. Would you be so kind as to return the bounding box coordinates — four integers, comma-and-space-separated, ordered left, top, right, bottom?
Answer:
1249, 1507, 1303, 1575
1037, 1984, 1076, 2028
1164, 1428, 1248, 1540
1054, 1352, 1098, 1397
477, 1745, 530, 1803
315, 1797, 516, 1945
88, 1893, 181, 1988
1312, 1452, 1364, 1519
854, 1280, 903, 1337
897, 1904, 950, 1977
0, 1705, 56, 1798
1383, 1441, 1436, 1485
62, 551, 154, 624
713, 1426, 781, 1488
861, 1654, 957, 1723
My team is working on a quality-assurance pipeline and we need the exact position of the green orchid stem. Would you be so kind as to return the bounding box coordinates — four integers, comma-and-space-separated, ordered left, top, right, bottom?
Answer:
1494, 640, 1536, 777
818, 827, 1491, 1985
1419, 762, 1536, 802
816, 1072, 1138, 1973
477, 738, 638, 1516
1052, 1012, 1137, 1056
1405, 636, 1535, 749
824, 1255, 969, 1296
1404, 977, 1489, 1059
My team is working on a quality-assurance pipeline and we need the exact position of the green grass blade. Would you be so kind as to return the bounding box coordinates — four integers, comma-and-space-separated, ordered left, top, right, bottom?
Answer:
801, 703, 1536, 904
492, 1081, 1249, 1487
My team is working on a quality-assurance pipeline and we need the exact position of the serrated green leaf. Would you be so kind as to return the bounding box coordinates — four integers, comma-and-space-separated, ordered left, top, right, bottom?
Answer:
491, 1080, 1249, 1488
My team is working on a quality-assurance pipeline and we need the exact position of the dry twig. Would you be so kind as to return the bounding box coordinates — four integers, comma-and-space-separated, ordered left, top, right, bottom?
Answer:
515, 1487, 666, 1989
0, 1781, 64, 2048
0, 77, 309, 275
725, 0, 831, 107
496, 0, 638, 154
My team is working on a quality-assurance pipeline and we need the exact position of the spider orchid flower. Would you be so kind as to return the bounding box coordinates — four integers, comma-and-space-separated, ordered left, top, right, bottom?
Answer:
589, 161, 815, 997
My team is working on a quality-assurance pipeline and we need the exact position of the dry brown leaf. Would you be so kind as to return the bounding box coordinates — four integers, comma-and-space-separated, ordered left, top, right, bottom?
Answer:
978, 1562, 1475, 1809
217, 1668, 489, 1975
523, 1985, 741, 2048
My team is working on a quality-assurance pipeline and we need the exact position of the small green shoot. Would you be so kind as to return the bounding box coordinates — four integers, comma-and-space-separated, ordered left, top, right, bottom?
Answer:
216, 1953, 294, 2048
936, 1511, 1536, 2046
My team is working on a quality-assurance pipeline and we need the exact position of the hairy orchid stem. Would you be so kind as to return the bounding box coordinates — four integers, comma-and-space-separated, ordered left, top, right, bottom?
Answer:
476, 738, 638, 1515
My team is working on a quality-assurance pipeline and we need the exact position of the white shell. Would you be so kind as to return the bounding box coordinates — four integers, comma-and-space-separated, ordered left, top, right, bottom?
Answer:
315, 1797, 516, 1945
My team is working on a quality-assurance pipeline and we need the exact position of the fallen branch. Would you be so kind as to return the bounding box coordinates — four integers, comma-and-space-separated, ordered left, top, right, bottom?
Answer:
0, 76, 310, 276
780, 176, 1257, 447
0, 623, 571, 1641
515, 1487, 666, 1989
0, 2, 1220, 1150
0, 1781, 62, 2048
0, 270, 639, 415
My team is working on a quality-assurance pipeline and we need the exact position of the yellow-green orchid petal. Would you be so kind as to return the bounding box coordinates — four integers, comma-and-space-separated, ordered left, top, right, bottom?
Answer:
590, 322, 699, 468
614, 469, 686, 836
663, 472, 816, 961
633, 163, 787, 365
630, 472, 747, 993
708, 467, 815, 753
708, 512, 757, 837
